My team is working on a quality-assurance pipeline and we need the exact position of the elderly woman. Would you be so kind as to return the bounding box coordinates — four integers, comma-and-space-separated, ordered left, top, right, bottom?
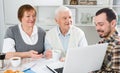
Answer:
2, 4, 45, 59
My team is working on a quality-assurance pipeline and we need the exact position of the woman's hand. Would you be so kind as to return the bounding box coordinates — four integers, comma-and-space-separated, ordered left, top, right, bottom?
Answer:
5, 52, 14, 59
28, 50, 43, 59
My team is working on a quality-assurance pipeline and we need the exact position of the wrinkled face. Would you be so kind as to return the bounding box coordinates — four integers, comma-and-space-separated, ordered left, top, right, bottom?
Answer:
21, 10, 36, 28
94, 13, 113, 38
56, 10, 72, 32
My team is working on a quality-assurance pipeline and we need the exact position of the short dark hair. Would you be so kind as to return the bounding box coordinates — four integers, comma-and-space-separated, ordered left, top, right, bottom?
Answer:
96, 8, 117, 22
18, 4, 36, 22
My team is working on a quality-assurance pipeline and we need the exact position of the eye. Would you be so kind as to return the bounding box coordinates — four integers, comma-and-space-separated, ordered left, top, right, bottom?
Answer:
27, 16, 30, 17
95, 22, 104, 26
99, 23, 104, 26
63, 17, 67, 20
69, 16, 71, 19
32, 15, 36, 18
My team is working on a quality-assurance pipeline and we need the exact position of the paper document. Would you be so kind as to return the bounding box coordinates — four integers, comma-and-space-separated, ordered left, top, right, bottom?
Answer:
31, 59, 64, 73
23, 58, 64, 73
31, 59, 58, 73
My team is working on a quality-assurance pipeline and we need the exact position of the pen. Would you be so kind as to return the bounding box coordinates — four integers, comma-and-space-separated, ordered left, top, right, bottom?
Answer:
23, 68, 31, 72
46, 65, 56, 73
23, 63, 36, 72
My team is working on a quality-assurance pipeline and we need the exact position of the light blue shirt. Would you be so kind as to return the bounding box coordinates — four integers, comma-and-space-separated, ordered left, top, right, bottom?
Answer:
57, 27, 70, 51
45, 26, 70, 52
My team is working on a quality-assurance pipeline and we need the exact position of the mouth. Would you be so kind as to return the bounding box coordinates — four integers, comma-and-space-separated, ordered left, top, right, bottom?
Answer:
97, 29, 104, 33
97, 30, 104, 35
98, 31, 103, 35
28, 22, 35, 24
65, 23, 72, 25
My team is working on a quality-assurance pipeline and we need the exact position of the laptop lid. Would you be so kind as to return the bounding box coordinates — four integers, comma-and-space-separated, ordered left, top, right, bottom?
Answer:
63, 43, 108, 73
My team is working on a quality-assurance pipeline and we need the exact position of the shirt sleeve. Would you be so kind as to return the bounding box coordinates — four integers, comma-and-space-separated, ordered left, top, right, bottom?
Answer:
2, 27, 16, 53
2, 38, 16, 53
111, 45, 120, 71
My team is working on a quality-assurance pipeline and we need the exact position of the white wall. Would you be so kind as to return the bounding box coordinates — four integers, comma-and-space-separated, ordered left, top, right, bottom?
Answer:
4, 0, 63, 24
4, 0, 119, 46
79, 26, 100, 45
0, 0, 5, 52
113, 0, 120, 5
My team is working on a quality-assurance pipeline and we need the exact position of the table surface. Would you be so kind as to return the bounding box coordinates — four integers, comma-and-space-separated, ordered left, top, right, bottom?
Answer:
0, 58, 64, 73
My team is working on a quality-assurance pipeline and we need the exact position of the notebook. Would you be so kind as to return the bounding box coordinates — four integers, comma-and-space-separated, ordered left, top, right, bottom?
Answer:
63, 43, 108, 73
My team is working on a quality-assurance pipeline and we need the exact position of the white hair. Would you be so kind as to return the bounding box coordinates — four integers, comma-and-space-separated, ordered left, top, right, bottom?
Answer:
55, 6, 72, 19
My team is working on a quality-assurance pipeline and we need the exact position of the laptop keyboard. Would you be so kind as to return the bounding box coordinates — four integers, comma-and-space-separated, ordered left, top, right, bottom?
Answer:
54, 67, 63, 73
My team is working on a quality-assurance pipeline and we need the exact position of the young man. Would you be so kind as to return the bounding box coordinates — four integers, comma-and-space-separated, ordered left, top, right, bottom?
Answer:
92, 8, 120, 72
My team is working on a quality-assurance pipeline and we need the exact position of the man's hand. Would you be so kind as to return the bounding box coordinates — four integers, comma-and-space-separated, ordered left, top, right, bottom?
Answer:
60, 57, 65, 62
44, 49, 52, 59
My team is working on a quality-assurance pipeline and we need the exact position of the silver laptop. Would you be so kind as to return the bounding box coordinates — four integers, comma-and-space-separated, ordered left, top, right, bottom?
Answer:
63, 43, 108, 73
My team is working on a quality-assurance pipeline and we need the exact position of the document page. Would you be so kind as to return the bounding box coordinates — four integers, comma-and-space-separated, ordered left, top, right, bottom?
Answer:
22, 58, 64, 73
32, 59, 64, 73
31, 59, 56, 73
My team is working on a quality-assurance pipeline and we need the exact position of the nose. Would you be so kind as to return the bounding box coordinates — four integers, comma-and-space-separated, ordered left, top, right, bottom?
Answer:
66, 18, 72, 23
30, 16, 36, 21
95, 24, 99, 30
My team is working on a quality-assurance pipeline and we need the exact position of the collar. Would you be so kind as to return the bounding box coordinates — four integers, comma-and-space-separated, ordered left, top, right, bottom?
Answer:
99, 30, 119, 43
18, 24, 38, 36
57, 26, 71, 36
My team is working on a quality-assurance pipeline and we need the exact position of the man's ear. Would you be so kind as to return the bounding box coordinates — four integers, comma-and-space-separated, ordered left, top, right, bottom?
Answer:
111, 19, 116, 27
55, 18, 57, 22
55, 18, 59, 25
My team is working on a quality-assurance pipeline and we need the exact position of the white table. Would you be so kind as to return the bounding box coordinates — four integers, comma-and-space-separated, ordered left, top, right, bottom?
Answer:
0, 58, 64, 73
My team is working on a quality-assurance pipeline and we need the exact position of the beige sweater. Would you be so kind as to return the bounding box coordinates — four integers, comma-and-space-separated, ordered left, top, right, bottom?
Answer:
46, 25, 87, 57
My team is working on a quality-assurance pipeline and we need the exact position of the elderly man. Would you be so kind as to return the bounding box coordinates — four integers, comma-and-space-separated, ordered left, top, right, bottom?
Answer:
44, 6, 88, 61
92, 8, 120, 73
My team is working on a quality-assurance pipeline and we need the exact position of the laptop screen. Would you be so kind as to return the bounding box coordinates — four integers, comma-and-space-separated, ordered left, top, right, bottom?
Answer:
63, 43, 108, 73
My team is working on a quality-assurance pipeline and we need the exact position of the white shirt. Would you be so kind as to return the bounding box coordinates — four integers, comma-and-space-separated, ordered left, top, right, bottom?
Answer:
2, 24, 38, 53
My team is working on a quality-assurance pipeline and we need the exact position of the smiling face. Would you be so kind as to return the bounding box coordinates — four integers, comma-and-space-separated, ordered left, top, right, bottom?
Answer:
94, 13, 115, 38
55, 10, 72, 34
21, 10, 36, 28
18, 5, 37, 28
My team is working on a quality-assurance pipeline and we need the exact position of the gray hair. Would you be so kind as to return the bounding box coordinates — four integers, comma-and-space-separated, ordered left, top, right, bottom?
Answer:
55, 6, 72, 19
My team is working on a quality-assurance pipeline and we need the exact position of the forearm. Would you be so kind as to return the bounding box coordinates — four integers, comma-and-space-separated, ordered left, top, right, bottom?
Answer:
5, 52, 30, 59
13, 52, 31, 58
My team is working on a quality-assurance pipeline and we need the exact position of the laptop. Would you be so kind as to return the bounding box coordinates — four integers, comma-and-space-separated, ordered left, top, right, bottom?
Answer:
63, 43, 108, 73
46, 43, 108, 73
